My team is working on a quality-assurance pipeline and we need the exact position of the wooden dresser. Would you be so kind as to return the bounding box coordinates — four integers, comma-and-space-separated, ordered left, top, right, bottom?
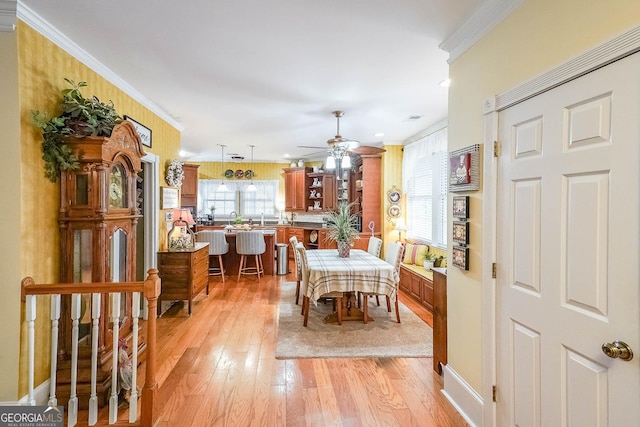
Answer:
157, 242, 209, 315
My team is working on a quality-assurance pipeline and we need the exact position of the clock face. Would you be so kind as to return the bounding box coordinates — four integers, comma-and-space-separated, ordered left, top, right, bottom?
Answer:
109, 164, 127, 208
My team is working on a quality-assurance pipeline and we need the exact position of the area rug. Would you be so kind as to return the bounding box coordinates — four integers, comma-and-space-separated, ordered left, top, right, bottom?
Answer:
275, 281, 433, 359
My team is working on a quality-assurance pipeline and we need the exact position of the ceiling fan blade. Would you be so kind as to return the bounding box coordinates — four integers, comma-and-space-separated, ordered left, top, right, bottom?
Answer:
297, 145, 328, 149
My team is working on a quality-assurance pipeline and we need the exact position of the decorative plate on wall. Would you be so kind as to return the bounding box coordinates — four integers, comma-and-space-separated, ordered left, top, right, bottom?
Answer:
225, 169, 234, 178
245, 170, 254, 179
388, 205, 401, 218
235, 169, 244, 178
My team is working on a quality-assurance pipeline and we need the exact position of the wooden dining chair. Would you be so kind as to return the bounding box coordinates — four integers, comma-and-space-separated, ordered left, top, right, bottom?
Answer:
289, 236, 302, 306
363, 236, 384, 306
361, 241, 403, 324
297, 243, 343, 326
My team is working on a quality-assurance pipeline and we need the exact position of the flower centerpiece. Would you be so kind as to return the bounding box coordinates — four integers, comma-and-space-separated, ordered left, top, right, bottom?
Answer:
31, 78, 122, 182
325, 201, 359, 258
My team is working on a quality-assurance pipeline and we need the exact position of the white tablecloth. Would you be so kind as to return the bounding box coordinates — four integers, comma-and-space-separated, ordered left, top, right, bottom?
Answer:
305, 249, 399, 303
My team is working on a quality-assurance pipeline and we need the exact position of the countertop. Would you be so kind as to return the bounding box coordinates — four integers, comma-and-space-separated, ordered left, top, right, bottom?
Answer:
432, 267, 447, 276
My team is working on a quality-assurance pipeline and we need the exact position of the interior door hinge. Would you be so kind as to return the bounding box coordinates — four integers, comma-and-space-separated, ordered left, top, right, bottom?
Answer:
492, 263, 497, 279
492, 385, 497, 402
493, 141, 500, 157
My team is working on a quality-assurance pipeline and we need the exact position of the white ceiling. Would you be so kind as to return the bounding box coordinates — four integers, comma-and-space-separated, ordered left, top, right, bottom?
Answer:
19, 0, 485, 162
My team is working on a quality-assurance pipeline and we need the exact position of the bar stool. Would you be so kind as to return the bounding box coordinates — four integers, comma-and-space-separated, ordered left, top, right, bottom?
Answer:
196, 230, 229, 282
236, 230, 266, 282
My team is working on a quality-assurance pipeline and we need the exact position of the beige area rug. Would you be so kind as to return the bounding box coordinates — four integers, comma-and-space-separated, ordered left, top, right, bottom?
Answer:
275, 281, 433, 359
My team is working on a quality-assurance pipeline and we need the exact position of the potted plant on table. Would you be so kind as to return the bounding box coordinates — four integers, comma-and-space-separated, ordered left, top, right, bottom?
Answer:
325, 201, 359, 258
31, 78, 122, 182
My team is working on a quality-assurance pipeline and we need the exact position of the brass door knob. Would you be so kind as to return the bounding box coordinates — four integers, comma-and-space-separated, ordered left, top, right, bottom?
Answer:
601, 341, 634, 361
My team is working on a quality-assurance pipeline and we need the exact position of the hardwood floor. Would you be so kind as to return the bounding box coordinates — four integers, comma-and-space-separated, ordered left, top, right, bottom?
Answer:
145, 267, 468, 426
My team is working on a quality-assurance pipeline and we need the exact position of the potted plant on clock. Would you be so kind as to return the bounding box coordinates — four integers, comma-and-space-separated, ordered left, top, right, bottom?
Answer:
31, 78, 122, 182
325, 201, 359, 258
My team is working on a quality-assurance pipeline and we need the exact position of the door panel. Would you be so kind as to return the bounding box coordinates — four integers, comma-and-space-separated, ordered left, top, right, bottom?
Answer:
497, 53, 639, 426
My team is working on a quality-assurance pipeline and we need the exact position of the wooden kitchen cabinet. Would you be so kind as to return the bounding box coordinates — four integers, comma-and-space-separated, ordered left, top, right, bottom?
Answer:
284, 167, 311, 212
307, 172, 336, 211
157, 242, 210, 315
181, 163, 200, 208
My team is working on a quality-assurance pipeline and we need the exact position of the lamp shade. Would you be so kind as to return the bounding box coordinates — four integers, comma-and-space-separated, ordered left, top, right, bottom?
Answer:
394, 218, 406, 231
217, 182, 228, 192
325, 155, 336, 170
173, 208, 195, 226
341, 155, 351, 168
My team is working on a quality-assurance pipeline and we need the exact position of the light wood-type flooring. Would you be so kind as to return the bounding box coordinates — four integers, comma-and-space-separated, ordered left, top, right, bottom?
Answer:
143, 266, 468, 426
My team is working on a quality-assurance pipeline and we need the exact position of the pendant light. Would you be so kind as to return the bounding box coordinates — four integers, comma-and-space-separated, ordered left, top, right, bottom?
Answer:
247, 145, 257, 192
218, 144, 228, 192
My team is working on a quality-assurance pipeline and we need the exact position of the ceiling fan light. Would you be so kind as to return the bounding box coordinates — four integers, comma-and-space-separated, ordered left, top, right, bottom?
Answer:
326, 155, 336, 170
341, 155, 351, 168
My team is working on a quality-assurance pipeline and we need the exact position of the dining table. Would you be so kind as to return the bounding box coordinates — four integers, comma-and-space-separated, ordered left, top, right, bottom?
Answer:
305, 249, 399, 323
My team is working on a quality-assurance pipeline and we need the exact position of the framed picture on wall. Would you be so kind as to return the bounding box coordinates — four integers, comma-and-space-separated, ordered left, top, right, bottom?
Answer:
452, 196, 469, 219
449, 144, 480, 192
452, 246, 469, 270
161, 187, 179, 209
452, 221, 469, 245
124, 115, 152, 148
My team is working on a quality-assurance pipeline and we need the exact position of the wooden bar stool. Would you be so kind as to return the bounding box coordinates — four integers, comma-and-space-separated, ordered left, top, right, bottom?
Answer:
236, 230, 266, 282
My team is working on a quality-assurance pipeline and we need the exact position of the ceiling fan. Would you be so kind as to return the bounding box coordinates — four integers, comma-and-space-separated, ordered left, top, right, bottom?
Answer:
297, 110, 360, 156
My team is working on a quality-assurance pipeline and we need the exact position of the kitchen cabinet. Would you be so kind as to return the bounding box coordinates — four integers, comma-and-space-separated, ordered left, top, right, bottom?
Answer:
307, 172, 336, 211
181, 163, 200, 208
284, 167, 311, 212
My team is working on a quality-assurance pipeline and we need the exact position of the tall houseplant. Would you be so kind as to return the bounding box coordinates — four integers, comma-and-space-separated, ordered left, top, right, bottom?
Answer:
32, 78, 122, 182
325, 201, 359, 258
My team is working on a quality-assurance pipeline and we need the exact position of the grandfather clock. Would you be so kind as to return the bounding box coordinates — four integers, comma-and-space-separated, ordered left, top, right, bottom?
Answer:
57, 121, 146, 406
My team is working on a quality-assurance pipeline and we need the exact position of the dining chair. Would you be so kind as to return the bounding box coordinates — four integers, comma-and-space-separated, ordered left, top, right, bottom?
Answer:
289, 236, 302, 306
236, 230, 266, 282
196, 230, 229, 282
297, 243, 343, 326
361, 241, 403, 324
367, 236, 383, 258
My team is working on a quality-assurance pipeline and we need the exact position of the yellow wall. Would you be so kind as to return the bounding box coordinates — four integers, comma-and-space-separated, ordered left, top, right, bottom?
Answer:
16, 22, 181, 397
0, 28, 22, 401
447, 0, 640, 392
381, 145, 403, 252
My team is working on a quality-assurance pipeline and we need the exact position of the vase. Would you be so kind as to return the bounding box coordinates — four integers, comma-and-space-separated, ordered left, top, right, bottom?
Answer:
337, 241, 351, 258
424, 260, 434, 270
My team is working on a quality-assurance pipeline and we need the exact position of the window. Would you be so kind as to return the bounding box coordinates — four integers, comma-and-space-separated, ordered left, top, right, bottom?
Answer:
402, 127, 448, 247
198, 180, 278, 218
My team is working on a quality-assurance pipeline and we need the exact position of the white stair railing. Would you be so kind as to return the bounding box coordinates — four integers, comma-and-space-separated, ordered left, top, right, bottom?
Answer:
21, 270, 160, 427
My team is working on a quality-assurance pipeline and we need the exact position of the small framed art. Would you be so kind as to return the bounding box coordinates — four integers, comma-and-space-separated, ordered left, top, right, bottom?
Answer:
449, 144, 480, 192
452, 221, 469, 245
161, 187, 179, 209
452, 196, 469, 219
124, 115, 152, 148
452, 246, 469, 270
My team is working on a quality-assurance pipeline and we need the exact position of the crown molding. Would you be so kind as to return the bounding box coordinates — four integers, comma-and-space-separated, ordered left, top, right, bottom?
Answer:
439, 0, 525, 64
494, 24, 640, 111
0, 0, 16, 32
16, 2, 184, 131
402, 118, 448, 145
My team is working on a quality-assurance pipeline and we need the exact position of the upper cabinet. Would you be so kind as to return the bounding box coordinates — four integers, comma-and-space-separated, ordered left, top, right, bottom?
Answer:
307, 172, 336, 211
284, 167, 311, 212
351, 146, 385, 234
181, 163, 200, 208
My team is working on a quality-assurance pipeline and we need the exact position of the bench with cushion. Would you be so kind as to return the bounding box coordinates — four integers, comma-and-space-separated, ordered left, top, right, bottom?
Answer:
398, 242, 445, 312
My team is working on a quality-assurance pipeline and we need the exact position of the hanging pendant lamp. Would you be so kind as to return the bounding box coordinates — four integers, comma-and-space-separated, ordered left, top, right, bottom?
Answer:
218, 144, 228, 192
247, 145, 257, 192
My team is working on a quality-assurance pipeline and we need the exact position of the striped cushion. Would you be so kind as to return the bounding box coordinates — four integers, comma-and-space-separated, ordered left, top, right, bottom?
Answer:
402, 243, 428, 265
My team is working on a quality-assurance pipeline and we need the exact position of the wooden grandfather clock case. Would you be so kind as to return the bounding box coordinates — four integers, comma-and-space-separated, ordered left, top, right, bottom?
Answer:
57, 121, 146, 406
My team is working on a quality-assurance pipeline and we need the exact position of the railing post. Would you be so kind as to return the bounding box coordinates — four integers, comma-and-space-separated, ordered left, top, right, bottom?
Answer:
141, 269, 160, 427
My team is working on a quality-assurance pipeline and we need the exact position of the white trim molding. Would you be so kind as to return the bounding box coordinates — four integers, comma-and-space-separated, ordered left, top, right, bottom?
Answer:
16, 2, 184, 132
17, 379, 49, 406
0, 0, 16, 32
442, 365, 483, 427
495, 24, 640, 111
439, 0, 525, 63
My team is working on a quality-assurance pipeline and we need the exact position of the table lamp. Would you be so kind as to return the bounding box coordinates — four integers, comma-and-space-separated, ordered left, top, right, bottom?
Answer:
394, 218, 407, 242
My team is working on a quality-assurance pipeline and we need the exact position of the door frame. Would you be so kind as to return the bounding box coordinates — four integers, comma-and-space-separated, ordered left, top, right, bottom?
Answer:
481, 25, 640, 426
141, 152, 159, 319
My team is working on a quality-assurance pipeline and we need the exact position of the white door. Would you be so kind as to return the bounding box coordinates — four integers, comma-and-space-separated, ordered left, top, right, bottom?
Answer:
496, 52, 640, 426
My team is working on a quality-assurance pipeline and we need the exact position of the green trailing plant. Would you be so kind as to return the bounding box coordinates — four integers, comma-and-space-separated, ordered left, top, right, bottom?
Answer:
325, 201, 359, 244
424, 251, 438, 262
31, 78, 122, 182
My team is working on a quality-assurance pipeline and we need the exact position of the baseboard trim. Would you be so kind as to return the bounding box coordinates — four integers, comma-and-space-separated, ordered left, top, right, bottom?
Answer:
17, 379, 50, 406
442, 365, 483, 427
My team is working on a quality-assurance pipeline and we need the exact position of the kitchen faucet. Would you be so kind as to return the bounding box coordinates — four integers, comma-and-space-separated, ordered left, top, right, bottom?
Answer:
229, 211, 238, 225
